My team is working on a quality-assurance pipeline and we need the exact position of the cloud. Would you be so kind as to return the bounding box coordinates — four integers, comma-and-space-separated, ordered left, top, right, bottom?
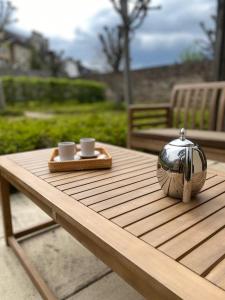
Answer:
131, 0, 216, 67
49, 8, 118, 70
49, 0, 217, 70
12, 0, 112, 40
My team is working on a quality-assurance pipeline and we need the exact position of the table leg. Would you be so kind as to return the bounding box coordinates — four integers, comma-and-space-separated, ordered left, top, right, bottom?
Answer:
0, 174, 59, 299
0, 175, 13, 246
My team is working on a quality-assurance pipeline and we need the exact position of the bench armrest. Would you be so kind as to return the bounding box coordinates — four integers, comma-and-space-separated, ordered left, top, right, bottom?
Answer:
127, 103, 173, 148
128, 103, 172, 129
128, 103, 171, 113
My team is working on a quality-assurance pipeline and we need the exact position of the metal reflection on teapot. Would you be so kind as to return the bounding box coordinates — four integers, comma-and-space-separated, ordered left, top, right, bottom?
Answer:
156, 128, 207, 203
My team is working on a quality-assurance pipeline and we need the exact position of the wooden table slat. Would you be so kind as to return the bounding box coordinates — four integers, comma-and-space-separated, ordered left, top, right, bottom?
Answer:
111, 197, 179, 225
69, 171, 157, 198
44, 156, 155, 183
92, 186, 164, 214
125, 178, 225, 237
159, 207, 225, 260
32, 153, 154, 177
180, 227, 225, 276
53, 160, 155, 188
108, 175, 219, 227
206, 258, 225, 290
79, 176, 158, 206
141, 192, 225, 248
61, 165, 156, 193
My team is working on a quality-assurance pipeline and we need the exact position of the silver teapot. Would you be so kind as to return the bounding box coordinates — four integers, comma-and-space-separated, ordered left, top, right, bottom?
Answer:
157, 128, 207, 203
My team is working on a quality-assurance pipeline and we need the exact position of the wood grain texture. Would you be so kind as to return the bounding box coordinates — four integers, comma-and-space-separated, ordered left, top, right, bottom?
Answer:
206, 258, 225, 290
1, 144, 225, 299
191, 89, 200, 129
0, 174, 13, 245
159, 207, 225, 260
90, 183, 163, 212
141, 192, 225, 248
217, 88, 225, 131
180, 228, 225, 276
124, 176, 225, 237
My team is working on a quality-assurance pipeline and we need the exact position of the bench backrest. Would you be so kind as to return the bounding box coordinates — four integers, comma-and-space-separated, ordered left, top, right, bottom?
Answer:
217, 87, 225, 131
170, 81, 225, 131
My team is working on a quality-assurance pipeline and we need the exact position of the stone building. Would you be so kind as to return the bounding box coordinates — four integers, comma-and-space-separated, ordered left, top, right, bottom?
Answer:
0, 30, 93, 77
0, 31, 31, 70
63, 58, 95, 78
0, 30, 54, 72
29, 31, 48, 53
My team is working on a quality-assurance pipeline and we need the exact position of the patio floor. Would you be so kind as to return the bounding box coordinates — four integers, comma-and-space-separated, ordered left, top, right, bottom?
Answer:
0, 190, 144, 300
0, 160, 224, 300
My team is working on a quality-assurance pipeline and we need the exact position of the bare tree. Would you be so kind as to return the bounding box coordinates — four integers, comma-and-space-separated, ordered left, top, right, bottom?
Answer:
99, 25, 123, 72
0, 1, 16, 31
214, 0, 225, 80
0, 1, 17, 109
0, 0, 17, 46
198, 15, 216, 59
109, 0, 160, 106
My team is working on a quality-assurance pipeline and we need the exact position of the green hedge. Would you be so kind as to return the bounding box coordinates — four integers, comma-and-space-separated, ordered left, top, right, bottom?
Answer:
0, 112, 126, 155
1, 77, 106, 103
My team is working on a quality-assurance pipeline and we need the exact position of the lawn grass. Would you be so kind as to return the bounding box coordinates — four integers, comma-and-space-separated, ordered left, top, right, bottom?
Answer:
1, 101, 125, 115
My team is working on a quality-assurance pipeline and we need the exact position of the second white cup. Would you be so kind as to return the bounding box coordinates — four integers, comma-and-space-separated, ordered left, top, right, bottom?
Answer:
80, 138, 95, 156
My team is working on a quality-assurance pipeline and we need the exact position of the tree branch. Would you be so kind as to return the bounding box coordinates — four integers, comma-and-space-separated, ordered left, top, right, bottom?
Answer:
99, 24, 124, 72
100, 0, 161, 73
110, 0, 122, 14
198, 15, 216, 59
0, 1, 17, 32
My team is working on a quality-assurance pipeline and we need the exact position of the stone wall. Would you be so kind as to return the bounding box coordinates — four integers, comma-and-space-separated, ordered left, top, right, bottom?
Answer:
0, 68, 51, 77
82, 61, 214, 104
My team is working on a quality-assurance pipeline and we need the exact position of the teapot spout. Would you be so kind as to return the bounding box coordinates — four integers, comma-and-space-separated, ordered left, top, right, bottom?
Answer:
183, 146, 193, 203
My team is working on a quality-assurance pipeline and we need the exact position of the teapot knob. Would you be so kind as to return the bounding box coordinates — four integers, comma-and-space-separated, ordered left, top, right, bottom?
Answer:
180, 128, 186, 141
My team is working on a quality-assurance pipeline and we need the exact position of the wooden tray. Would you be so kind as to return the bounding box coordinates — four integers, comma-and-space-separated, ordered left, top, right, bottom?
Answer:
48, 147, 112, 172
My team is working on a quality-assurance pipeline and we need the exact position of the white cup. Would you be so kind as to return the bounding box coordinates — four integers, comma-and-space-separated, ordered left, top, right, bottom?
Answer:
80, 138, 95, 156
58, 142, 76, 161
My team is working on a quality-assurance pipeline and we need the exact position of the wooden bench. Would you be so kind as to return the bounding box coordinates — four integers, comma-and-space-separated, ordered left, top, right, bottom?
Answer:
128, 81, 225, 162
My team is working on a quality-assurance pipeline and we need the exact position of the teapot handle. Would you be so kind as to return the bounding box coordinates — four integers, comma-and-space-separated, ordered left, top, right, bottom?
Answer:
183, 146, 193, 203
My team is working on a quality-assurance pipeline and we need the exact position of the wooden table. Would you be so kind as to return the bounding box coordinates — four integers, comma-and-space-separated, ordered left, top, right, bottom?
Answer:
1, 144, 225, 300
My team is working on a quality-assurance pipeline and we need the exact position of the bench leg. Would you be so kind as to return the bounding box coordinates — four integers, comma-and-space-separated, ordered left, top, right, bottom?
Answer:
127, 135, 131, 149
0, 175, 13, 246
127, 128, 132, 149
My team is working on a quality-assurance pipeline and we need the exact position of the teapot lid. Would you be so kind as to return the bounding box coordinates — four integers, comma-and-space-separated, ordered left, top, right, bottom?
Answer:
169, 128, 194, 147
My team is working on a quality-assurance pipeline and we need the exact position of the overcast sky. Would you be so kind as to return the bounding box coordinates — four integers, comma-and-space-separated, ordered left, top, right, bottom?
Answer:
11, 0, 216, 70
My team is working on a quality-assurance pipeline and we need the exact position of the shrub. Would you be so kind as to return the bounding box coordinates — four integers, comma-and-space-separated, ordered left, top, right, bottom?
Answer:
0, 112, 127, 155
1, 77, 106, 103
